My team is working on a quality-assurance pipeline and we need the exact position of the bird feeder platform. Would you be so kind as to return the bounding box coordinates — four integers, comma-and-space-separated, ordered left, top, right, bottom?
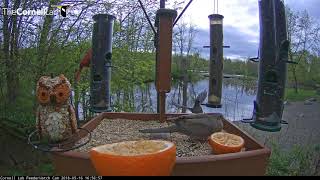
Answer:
51, 113, 270, 176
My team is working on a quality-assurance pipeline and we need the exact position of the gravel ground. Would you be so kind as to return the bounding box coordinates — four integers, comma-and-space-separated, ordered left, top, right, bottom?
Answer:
234, 101, 320, 150
76, 119, 214, 157
233, 101, 320, 175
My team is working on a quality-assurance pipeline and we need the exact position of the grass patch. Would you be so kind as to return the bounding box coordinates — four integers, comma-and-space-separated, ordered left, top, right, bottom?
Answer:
8, 169, 26, 176
267, 143, 320, 176
2, 163, 55, 176
38, 163, 54, 175
285, 88, 319, 102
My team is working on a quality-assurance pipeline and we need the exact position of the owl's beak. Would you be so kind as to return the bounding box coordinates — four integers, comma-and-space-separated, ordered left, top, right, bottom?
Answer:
50, 95, 56, 103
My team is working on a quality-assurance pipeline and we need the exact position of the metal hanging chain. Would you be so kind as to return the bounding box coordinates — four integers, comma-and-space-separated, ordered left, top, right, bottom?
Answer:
173, 0, 194, 27
137, 0, 157, 35
213, 0, 219, 14
137, 0, 194, 29
160, 0, 166, 8
217, 0, 219, 14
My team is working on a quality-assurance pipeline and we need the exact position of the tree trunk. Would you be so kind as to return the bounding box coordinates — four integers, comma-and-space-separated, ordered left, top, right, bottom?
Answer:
11, 0, 22, 103
181, 58, 188, 113
292, 66, 299, 93
36, 0, 57, 78
3, 0, 21, 105
3, 0, 10, 104
81, 89, 86, 121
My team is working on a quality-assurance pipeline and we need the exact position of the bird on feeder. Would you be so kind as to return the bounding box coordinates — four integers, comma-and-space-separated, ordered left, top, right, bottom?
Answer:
172, 90, 207, 114
75, 48, 93, 83
139, 114, 223, 140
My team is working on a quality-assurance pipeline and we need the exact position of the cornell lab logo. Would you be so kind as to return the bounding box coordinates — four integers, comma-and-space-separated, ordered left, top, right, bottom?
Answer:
51, 5, 69, 17
1, 7, 54, 16
1, 5, 70, 17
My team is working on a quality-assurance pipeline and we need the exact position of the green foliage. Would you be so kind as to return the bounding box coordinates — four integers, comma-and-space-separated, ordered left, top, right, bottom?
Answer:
4, 163, 54, 176
8, 169, 25, 176
288, 52, 320, 88
223, 58, 258, 78
38, 163, 54, 175
267, 143, 319, 176
112, 48, 156, 89
285, 88, 319, 101
171, 54, 209, 82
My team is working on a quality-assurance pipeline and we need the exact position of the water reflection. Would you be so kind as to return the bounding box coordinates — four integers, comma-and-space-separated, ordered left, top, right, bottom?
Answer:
112, 78, 257, 121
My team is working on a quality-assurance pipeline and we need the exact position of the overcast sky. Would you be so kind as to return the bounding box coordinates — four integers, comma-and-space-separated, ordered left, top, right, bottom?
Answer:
174, 0, 320, 59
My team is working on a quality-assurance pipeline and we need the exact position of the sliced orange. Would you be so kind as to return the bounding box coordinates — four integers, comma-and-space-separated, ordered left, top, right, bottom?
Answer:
90, 140, 176, 176
209, 132, 245, 155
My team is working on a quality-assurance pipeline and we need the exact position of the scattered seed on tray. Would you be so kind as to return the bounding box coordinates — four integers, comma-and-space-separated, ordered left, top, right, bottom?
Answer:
75, 118, 215, 157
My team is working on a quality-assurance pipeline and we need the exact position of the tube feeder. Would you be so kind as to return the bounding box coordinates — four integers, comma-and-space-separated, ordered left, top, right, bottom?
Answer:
248, 0, 290, 132
206, 14, 224, 108
155, 9, 177, 122
90, 14, 115, 113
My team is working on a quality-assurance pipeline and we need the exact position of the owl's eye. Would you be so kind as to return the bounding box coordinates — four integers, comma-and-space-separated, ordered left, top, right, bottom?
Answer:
37, 87, 50, 104
54, 84, 71, 104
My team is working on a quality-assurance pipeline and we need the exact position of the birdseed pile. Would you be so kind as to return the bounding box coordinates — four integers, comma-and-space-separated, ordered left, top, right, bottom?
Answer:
76, 118, 215, 157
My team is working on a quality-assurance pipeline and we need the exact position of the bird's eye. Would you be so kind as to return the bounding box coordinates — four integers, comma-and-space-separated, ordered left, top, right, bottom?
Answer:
42, 92, 46, 97
59, 92, 64, 97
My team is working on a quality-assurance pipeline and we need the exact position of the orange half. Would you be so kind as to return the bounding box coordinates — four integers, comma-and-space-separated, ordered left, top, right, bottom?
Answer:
90, 140, 176, 176
209, 132, 245, 155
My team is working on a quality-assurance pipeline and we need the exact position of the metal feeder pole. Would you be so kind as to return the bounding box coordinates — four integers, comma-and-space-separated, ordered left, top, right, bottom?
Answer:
90, 14, 115, 113
160, 0, 166, 8
155, 9, 177, 122
156, 0, 166, 114
206, 14, 224, 108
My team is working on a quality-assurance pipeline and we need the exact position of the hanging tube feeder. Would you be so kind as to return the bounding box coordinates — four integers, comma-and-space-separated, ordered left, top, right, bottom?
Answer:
243, 0, 290, 132
90, 14, 115, 113
206, 14, 224, 108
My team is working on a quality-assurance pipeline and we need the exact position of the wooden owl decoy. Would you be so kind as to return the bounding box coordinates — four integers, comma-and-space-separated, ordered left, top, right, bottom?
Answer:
36, 74, 77, 143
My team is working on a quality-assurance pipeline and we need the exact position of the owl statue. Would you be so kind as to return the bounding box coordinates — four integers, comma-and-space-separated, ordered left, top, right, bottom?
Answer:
36, 74, 77, 143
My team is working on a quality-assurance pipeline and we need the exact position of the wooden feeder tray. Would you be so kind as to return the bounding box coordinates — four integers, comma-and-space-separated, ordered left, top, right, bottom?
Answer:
51, 113, 270, 176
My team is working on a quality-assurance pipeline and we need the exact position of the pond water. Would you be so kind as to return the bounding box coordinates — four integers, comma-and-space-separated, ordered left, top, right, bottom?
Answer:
77, 78, 257, 122
119, 78, 257, 122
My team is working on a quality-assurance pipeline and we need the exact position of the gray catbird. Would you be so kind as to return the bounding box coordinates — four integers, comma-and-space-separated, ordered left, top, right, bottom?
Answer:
172, 90, 207, 114
139, 114, 224, 140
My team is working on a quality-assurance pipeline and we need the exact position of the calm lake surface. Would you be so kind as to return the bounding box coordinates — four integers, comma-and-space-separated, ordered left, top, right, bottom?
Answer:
128, 78, 258, 121
77, 78, 258, 122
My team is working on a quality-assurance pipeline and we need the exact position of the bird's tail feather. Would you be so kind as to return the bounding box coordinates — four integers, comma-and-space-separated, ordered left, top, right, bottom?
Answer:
139, 126, 178, 134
